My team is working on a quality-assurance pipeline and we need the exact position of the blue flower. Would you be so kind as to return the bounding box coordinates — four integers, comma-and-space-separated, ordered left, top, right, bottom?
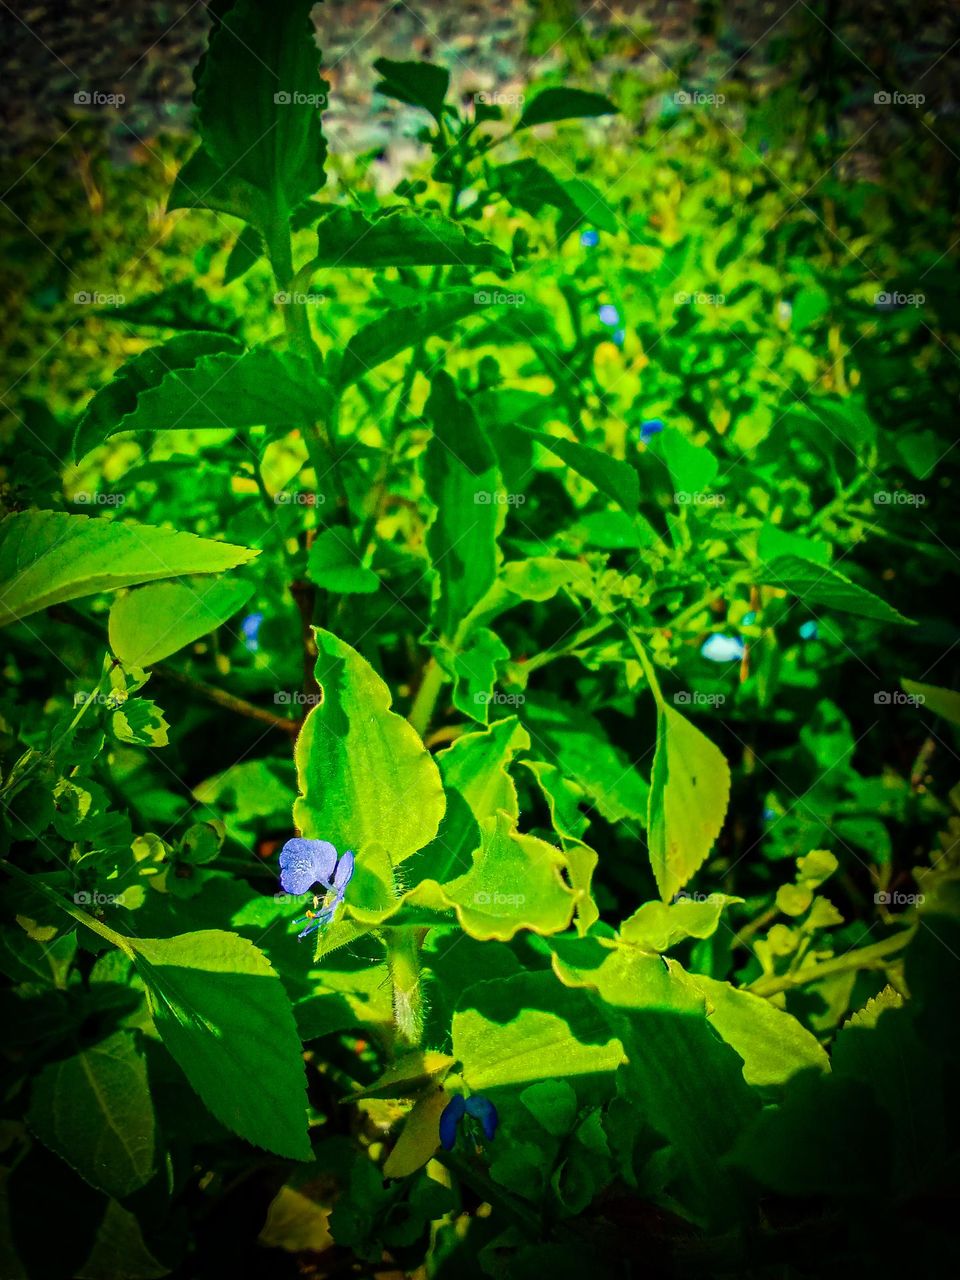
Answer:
799, 620, 818, 641
240, 612, 263, 652
612, 327, 625, 347
598, 304, 620, 326
742, 610, 757, 626
279, 838, 355, 939
701, 634, 745, 663
640, 418, 664, 443
439, 1093, 498, 1150
580, 229, 600, 247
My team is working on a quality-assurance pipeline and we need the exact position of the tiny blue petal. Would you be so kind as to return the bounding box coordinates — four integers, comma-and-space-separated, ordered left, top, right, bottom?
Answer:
799, 620, 818, 640
640, 418, 664, 443
762, 807, 777, 822
240, 612, 263, 652
598, 304, 620, 326
742, 610, 757, 626
439, 1095, 467, 1150
279, 838, 338, 896
580, 229, 599, 247
464, 1094, 499, 1141
701, 634, 746, 663
612, 327, 625, 346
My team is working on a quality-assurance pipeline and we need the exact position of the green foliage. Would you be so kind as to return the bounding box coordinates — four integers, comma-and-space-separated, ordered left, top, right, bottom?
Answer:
1, 0, 957, 1274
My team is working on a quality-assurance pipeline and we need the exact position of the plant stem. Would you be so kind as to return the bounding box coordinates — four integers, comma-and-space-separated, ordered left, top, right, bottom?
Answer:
408, 657, 446, 738
747, 928, 913, 997
154, 665, 300, 735
384, 927, 426, 1046
2, 862, 133, 956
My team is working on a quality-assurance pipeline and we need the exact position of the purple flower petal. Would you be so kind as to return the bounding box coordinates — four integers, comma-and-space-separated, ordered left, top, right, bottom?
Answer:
279, 838, 338, 895
333, 850, 355, 892
640, 418, 665, 443
598, 304, 620, 326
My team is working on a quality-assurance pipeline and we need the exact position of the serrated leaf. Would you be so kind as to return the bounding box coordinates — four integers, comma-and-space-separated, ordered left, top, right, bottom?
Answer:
169, 0, 327, 239
306, 529, 379, 594
313, 206, 510, 271
518, 88, 618, 129
101, 281, 239, 335
294, 629, 445, 863
109, 576, 254, 667
27, 1031, 156, 1198
620, 894, 741, 951
339, 290, 480, 388
130, 930, 311, 1160
647, 703, 731, 902
0, 511, 257, 627
760, 555, 914, 624
112, 698, 169, 747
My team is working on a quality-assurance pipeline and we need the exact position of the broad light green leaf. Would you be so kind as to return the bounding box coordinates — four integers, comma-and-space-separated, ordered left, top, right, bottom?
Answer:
169, 0, 327, 240
523, 429, 639, 514
79, 346, 322, 457
130, 930, 312, 1160
0, 511, 258, 627
383, 1089, 450, 1179
647, 428, 718, 499
518, 88, 618, 129
112, 698, 170, 748
424, 372, 504, 640
306, 529, 379, 594
339, 291, 480, 388
901, 679, 960, 726
294, 629, 445, 863
453, 971, 624, 1092
760, 555, 914, 624
757, 521, 831, 568
694, 974, 830, 1088
452, 626, 510, 724
109, 576, 254, 667
373, 58, 450, 124
647, 703, 731, 902
620, 894, 741, 952
313, 207, 511, 271
27, 1031, 155, 1198
74, 331, 241, 460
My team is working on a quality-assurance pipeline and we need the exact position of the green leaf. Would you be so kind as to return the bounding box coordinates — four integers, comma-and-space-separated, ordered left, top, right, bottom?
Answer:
224, 223, 264, 283
169, 0, 327, 239
383, 1089, 449, 1178
693, 974, 830, 1088
294, 629, 445, 864
620, 894, 741, 951
647, 703, 731, 902
109, 576, 254, 666
101, 281, 239, 335
757, 521, 831, 568
453, 971, 623, 1092
74, 331, 241, 460
373, 58, 450, 125
130, 930, 312, 1160
791, 285, 831, 331
760, 555, 914, 624
79, 345, 322, 456
306, 529, 379, 594
111, 699, 170, 748
76, 1199, 169, 1280
339, 290, 480, 388
313, 207, 510, 270
0, 511, 258, 627
646, 428, 718, 499
518, 88, 618, 129
523, 429, 638, 514
27, 1031, 156, 1198
424, 372, 504, 640
901, 679, 960, 726
451, 627, 510, 724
